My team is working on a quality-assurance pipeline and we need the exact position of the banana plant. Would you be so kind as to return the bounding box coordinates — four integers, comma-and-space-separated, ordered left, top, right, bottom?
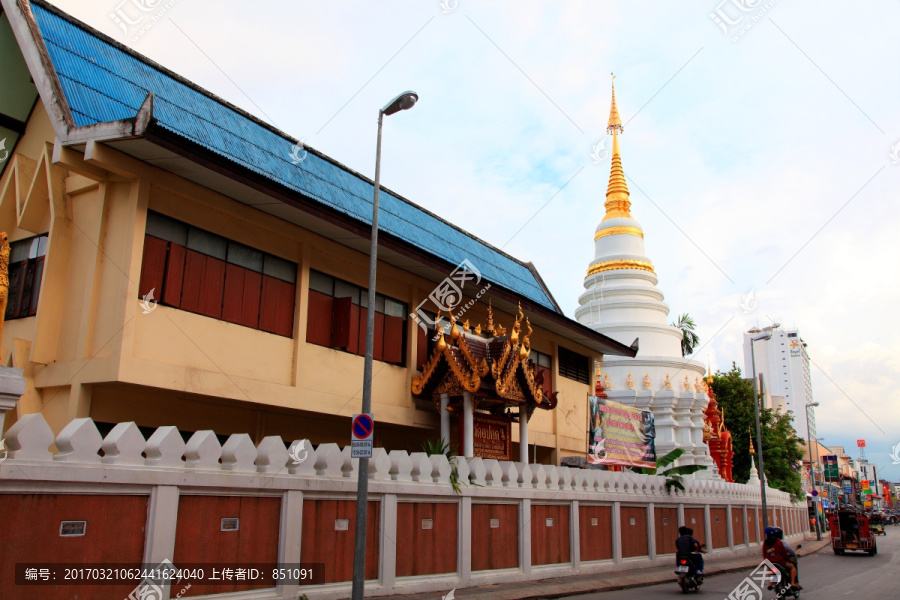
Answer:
632, 448, 706, 493
422, 438, 464, 494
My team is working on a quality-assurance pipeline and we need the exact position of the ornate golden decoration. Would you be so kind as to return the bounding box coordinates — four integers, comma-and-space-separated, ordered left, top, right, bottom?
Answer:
626, 372, 634, 389
694, 377, 702, 392
603, 372, 612, 390
643, 373, 651, 388
603, 75, 632, 222
587, 259, 655, 276
594, 226, 644, 241
664, 374, 672, 390
0, 232, 9, 342
683, 375, 691, 391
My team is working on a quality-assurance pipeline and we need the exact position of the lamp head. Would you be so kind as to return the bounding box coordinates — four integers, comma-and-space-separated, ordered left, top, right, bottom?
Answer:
751, 333, 772, 342
807, 402, 820, 408
382, 91, 419, 116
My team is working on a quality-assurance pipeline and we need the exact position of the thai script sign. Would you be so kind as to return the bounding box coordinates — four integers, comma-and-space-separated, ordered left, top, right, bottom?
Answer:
587, 396, 656, 469
468, 415, 511, 461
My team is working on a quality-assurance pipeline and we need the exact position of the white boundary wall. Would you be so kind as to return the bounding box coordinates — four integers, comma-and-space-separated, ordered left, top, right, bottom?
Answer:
0, 414, 807, 600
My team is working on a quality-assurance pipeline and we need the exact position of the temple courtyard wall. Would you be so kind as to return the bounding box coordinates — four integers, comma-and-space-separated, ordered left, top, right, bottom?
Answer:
0, 414, 805, 600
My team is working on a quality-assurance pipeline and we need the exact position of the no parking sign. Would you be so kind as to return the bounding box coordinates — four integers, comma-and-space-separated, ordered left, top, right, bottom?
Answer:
351, 414, 374, 458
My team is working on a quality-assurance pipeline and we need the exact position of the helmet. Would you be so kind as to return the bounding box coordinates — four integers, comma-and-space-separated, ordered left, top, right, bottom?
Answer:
679, 526, 694, 536
764, 526, 783, 539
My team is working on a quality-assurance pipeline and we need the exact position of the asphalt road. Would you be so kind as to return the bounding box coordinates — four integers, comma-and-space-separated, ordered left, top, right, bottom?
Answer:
564, 527, 900, 599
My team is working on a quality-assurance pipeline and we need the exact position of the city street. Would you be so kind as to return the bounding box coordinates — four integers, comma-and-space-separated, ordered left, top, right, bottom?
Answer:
565, 530, 900, 599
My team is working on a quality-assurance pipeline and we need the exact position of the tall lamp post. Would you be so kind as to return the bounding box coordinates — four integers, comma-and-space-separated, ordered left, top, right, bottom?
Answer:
750, 330, 772, 530
805, 402, 821, 540
351, 91, 418, 600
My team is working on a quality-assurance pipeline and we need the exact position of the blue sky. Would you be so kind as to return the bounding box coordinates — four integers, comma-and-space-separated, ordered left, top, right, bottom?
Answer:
53, 0, 900, 482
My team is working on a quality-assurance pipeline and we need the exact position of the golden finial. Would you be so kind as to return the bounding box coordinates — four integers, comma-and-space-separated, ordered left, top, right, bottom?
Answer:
643, 373, 651, 388
474, 324, 482, 336
0, 232, 10, 343
595, 363, 602, 378
626, 372, 634, 388
749, 430, 755, 455
462, 319, 470, 333
603, 372, 612, 390
664, 374, 672, 390
436, 329, 448, 351
607, 73, 623, 135
683, 375, 691, 391
485, 298, 495, 336
694, 377, 701, 392
603, 74, 632, 222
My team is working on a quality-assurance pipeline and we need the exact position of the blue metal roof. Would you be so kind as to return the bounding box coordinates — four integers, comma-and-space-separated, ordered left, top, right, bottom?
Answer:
30, 2, 556, 311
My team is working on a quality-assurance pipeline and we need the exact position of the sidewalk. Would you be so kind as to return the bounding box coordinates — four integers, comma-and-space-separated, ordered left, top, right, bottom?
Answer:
371, 537, 831, 600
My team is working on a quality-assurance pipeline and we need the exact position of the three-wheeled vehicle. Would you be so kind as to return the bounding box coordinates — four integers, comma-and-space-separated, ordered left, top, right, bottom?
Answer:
828, 509, 877, 555
870, 513, 886, 536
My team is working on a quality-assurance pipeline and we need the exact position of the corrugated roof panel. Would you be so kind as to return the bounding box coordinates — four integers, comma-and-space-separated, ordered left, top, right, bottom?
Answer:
30, 2, 553, 309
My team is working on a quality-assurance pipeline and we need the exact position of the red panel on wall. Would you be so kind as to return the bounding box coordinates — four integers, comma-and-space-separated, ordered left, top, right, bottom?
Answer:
139, 235, 168, 300
579, 505, 612, 561
372, 311, 385, 361
301, 500, 379, 583
306, 290, 333, 346
621, 506, 649, 558
396, 503, 458, 577
331, 296, 352, 349
734, 509, 745, 545
222, 264, 262, 329
180, 250, 207, 315
684, 507, 706, 545
654, 506, 679, 555
383, 315, 404, 364
710, 508, 728, 549
173, 495, 281, 597
201, 256, 226, 318
532, 504, 570, 566
0, 494, 147, 600
471, 504, 518, 571
259, 275, 295, 337
356, 306, 368, 356
163, 242, 186, 307
747, 510, 757, 543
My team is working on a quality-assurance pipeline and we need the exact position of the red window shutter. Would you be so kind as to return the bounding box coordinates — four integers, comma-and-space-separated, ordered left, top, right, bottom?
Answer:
222, 264, 262, 329
179, 249, 206, 314
416, 324, 428, 371
199, 256, 226, 319
347, 303, 360, 355
331, 296, 352, 349
306, 290, 333, 346
371, 311, 385, 361
537, 365, 552, 398
259, 276, 295, 337
139, 235, 168, 301
163, 242, 186, 307
383, 315, 404, 364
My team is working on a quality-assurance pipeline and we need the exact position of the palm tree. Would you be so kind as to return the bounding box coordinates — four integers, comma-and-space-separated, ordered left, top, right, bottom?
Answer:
671, 313, 699, 357
633, 448, 707, 493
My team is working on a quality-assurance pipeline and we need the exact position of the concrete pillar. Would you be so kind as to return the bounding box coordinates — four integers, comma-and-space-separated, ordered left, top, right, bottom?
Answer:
612, 501, 622, 563
726, 505, 734, 551
460, 497, 472, 585
647, 502, 657, 561
572, 500, 580, 568
519, 408, 529, 464
380, 494, 397, 593
440, 393, 450, 448
463, 392, 474, 458
521, 499, 532, 575
703, 505, 712, 550
143, 485, 179, 599
742, 506, 750, 547
677, 503, 685, 529
277, 491, 303, 600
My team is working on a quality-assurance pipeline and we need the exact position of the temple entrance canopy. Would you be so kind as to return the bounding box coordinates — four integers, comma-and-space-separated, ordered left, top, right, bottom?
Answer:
412, 302, 557, 462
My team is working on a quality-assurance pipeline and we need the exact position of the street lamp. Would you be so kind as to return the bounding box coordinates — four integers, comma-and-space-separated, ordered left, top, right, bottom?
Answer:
805, 401, 821, 540
750, 331, 771, 530
351, 91, 418, 600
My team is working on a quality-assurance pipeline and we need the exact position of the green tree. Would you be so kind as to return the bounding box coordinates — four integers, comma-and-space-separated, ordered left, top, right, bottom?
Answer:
671, 313, 700, 357
631, 448, 707, 493
709, 364, 804, 500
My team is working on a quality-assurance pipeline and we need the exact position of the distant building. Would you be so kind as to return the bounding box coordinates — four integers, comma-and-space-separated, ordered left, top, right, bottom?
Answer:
743, 325, 813, 435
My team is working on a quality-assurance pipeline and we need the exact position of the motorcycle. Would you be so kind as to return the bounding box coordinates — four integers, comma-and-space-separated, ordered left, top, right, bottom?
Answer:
674, 553, 703, 594
767, 545, 802, 599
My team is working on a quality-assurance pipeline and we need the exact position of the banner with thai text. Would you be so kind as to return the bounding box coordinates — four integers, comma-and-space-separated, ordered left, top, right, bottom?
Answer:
587, 395, 656, 468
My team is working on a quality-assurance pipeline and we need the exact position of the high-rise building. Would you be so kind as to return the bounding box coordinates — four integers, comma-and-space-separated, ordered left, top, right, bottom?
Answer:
743, 325, 813, 436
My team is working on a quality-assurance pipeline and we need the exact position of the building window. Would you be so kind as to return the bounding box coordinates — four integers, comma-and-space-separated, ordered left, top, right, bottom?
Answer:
306, 269, 407, 365
529, 349, 553, 397
138, 211, 296, 337
5, 234, 48, 320
558, 346, 590, 384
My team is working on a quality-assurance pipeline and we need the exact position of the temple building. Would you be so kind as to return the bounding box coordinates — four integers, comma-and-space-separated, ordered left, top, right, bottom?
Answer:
703, 371, 734, 482
575, 80, 717, 474
0, 0, 637, 464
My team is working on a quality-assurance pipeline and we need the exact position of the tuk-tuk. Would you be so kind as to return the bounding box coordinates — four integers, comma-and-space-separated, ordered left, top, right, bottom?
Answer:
828, 509, 877, 555
870, 513, 886, 536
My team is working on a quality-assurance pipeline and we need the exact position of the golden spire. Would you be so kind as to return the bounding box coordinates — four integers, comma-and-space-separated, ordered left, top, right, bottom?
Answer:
603, 74, 632, 221
749, 429, 755, 455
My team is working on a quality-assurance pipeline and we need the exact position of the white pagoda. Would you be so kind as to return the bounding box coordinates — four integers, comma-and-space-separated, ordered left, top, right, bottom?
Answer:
575, 78, 717, 475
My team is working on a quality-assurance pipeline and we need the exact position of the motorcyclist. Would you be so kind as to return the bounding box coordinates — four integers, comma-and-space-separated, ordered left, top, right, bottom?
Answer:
675, 526, 704, 578
763, 526, 800, 591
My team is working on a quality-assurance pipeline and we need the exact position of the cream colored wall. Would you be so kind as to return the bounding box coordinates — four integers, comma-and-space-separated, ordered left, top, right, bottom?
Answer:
1, 104, 602, 465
